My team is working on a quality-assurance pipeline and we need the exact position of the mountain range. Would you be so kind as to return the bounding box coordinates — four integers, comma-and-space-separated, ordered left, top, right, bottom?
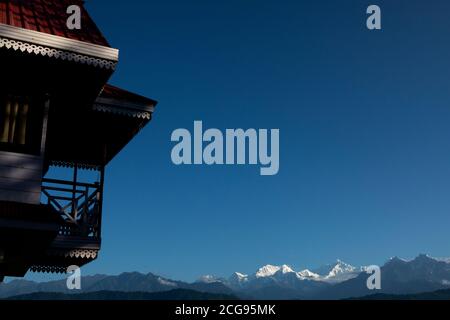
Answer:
1, 254, 449, 300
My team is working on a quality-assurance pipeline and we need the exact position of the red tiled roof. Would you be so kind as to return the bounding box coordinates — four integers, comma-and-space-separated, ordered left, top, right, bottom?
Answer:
0, 0, 110, 47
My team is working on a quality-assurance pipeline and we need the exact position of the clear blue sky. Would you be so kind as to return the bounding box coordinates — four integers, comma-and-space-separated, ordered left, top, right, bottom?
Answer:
28, 0, 450, 282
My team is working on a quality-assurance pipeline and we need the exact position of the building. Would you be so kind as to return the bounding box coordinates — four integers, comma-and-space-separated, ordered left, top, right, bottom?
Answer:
0, 0, 157, 281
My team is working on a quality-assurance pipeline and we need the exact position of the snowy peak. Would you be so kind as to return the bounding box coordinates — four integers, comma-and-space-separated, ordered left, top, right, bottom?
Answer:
313, 260, 354, 276
229, 272, 249, 284
234, 272, 248, 279
280, 264, 294, 274
197, 275, 221, 283
254, 264, 295, 278
297, 269, 320, 279
227, 272, 249, 289
255, 265, 281, 278
326, 260, 356, 278
310, 259, 360, 283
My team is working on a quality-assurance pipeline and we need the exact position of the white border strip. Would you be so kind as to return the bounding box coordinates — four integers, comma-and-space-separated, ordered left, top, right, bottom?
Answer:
0, 23, 119, 61
0, 37, 117, 69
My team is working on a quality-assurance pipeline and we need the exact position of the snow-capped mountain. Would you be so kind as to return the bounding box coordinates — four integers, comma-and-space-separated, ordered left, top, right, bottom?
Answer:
297, 269, 320, 280
312, 260, 362, 283
228, 272, 249, 288
197, 275, 223, 284
255, 265, 284, 278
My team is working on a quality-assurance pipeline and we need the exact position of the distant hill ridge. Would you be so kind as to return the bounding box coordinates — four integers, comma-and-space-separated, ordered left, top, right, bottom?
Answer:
349, 289, 450, 300
7, 288, 450, 301
6, 289, 238, 301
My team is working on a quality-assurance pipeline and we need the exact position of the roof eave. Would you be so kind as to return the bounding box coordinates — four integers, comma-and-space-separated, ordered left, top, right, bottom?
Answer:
0, 23, 119, 69
93, 97, 156, 120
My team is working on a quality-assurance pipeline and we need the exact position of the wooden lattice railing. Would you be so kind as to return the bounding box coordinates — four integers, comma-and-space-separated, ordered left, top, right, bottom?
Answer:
41, 178, 101, 239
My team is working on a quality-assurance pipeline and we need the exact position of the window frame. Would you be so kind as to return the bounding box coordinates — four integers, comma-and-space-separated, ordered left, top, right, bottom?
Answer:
0, 95, 45, 156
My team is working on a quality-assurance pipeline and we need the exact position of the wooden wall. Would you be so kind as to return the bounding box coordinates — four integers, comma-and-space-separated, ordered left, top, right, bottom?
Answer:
0, 151, 43, 204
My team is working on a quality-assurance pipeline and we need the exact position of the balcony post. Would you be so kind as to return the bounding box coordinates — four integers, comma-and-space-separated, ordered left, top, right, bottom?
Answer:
40, 95, 50, 157
97, 165, 105, 239
72, 164, 78, 221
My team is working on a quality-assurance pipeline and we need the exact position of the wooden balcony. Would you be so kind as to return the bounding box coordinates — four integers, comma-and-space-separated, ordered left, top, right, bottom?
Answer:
26, 176, 104, 273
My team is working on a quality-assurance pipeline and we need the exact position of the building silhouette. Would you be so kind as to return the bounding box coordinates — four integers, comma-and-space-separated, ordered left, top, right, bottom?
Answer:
0, 0, 157, 281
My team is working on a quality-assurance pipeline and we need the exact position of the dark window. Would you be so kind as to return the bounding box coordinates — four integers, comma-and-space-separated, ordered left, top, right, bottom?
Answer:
0, 96, 43, 155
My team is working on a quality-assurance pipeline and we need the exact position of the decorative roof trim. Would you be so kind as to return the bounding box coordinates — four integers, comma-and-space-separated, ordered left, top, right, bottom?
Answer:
30, 265, 67, 274
49, 161, 101, 171
47, 248, 99, 260
29, 248, 99, 273
93, 103, 152, 119
0, 23, 118, 60
0, 24, 118, 69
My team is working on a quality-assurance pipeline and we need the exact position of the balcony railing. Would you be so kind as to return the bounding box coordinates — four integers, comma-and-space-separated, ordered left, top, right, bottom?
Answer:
41, 178, 101, 240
